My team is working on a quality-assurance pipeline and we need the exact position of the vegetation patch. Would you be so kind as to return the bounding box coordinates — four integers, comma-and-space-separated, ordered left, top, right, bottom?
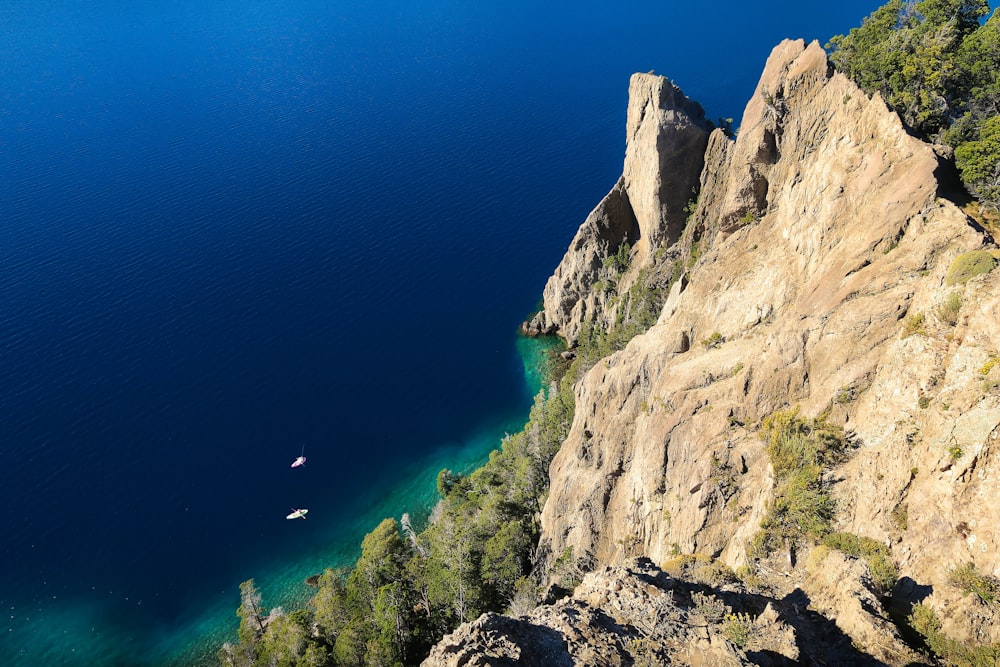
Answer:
827, 0, 1000, 205
936, 292, 964, 326
662, 553, 737, 588
690, 590, 730, 622
980, 355, 999, 377
722, 612, 755, 649
948, 562, 1000, 605
701, 331, 724, 349
946, 251, 998, 286
748, 410, 846, 560
575, 261, 675, 368
891, 502, 909, 532
909, 603, 1000, 666
835, 385, 857, 404
603, 241, 633, 275
903, 312, 926, 338
821, 532, 898, 595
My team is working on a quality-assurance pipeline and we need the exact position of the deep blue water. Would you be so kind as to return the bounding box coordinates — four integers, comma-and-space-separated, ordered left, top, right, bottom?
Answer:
1, 1, 895, 664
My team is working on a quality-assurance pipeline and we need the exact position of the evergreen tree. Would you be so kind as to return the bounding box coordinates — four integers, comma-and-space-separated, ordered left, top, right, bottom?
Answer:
955, 115, 1000, 201
828, 0, 1000, 206
237, 579, 267, 649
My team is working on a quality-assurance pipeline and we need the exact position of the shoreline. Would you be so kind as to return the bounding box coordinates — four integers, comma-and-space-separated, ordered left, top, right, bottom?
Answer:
163, 332, 563, 666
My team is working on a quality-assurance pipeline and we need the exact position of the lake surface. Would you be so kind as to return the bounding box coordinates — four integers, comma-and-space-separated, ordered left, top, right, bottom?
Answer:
1, 1, 890, 664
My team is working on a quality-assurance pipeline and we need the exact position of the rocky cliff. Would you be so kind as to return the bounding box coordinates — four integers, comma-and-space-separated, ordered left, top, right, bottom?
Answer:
427, 39, 1000, 665
524, 73, 711, 346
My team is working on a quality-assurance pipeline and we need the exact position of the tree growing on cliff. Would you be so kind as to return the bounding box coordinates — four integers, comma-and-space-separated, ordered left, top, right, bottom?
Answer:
828, 0, 1000, 206
237, 579, 267, 647
341, 518, 414, 665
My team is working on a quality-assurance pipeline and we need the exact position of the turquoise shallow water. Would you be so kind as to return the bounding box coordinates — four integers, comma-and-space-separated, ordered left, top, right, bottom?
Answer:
157, 334, 562, 665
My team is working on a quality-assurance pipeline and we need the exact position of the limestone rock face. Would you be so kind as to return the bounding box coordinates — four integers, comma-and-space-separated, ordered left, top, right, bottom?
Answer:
528, 74, 710, 346
536, 37, 998, 635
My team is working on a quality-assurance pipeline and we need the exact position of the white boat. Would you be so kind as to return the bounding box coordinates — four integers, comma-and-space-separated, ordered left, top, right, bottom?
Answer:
291, 456, 306, 468
286, 508, 308, 520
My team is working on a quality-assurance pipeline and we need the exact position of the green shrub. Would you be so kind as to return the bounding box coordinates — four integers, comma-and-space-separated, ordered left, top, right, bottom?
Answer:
722, 612, 754, 648
949, 562, 999, 604
687, 240, 702, 268
903, 312, 926, 337
955, 116, 1000, 206
936, 292, 964, 326
835, 385, 857, 404
701, 331, 724, 349
891, 502, 908, 532
603, 241, 632, 274
749, 410, 846, 558
691, 591, 729, 622
761, 409, 846, 477
980, 355, 998, 376
946, 251, 998, 286
663, 553, 737, 587
574, 264, 673, 366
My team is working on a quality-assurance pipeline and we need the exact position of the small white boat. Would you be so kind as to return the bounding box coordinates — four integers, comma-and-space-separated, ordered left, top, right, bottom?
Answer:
291, 456, 306, 468
286, 508, 308, 520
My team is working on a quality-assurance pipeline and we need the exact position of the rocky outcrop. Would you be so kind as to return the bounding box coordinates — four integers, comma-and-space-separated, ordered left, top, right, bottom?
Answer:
423, 556, 922, 666
526, 74, 710, 345
802, 548, 924, 665
623, 73, 712, 254
422, 560, 753, 667
522, 179, 638, 342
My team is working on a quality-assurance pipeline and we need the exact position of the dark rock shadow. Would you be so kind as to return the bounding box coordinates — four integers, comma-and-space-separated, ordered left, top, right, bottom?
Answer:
745, 649, 800, 666
670, 579, 893, 666
779, 588, 887, 666
502, 618, 575, 667
887, 576, 936, 656
933, 151, 974, 209
891, 576, 933, 614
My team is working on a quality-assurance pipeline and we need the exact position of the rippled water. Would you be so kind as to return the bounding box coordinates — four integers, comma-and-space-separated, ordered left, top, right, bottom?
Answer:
0, 1, 886, 663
